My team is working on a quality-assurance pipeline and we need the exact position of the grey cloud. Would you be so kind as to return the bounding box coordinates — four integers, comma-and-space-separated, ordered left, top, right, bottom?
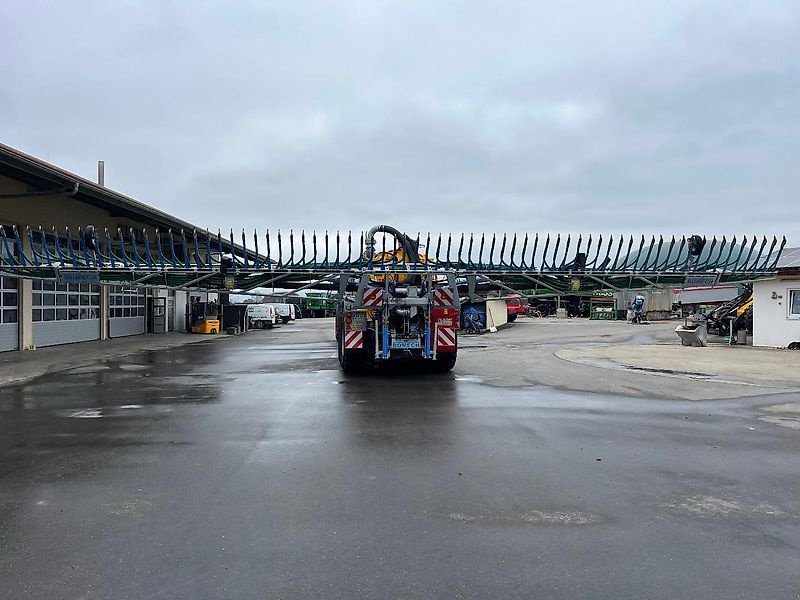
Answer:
1, 1, 798, 241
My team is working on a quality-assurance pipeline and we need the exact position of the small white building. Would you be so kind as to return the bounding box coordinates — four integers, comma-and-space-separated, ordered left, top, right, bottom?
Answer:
752, 247, 800, 348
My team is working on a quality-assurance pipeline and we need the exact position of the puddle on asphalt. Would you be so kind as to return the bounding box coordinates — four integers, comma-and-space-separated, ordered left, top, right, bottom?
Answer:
244, 343, 335, 352
66, 408, 103, 418
660, 495, 787, 518
629, 334, 659, 345
444, 508, 603, 526
454, 375, 485, 384
66, 365, 111, 375
55, 404, 173, 419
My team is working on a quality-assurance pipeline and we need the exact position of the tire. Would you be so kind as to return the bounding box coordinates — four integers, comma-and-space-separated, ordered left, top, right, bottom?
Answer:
254, 320, 264, 330
507, 313, 518, 322
432, 351, 457, 372
281, 317, 290, 324
338, 324, 369, 374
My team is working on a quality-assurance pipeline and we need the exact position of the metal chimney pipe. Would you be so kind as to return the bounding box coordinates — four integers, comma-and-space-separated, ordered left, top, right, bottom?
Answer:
97, 160, 105, 186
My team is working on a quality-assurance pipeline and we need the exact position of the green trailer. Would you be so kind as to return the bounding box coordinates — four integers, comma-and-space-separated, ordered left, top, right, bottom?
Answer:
305, 292, 337, 317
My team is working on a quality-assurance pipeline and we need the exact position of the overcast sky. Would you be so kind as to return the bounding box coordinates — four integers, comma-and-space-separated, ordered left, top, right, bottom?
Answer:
2, 1, 798, 243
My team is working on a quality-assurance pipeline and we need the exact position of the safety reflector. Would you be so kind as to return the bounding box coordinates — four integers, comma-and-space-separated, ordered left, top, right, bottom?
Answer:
362, 287, 384, 307
433, 287, 455, 306
436, 324, 456, 349
344, 330, 364, 350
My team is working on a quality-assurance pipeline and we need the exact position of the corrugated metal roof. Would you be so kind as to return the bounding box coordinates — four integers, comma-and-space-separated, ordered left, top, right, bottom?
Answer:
777, 247, 800, 269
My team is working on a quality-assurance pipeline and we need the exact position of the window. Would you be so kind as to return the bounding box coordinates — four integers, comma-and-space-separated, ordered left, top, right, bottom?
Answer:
109, 286, 146, 319
32, 282, 99, 322
0, 275, 18, 324
790, 290, 800, 318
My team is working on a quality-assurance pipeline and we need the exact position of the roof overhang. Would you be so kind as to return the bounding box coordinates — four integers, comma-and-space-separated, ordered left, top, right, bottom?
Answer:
0, 142, 261, 262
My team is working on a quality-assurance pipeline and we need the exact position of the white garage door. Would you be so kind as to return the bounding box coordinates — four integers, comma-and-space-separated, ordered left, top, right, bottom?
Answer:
0, 275, 18, 352
109, 286, 146, 337
32, 281, 100, 347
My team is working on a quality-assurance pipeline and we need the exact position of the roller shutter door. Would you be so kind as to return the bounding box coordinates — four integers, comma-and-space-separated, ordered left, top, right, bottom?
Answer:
1, 235, 20, 352
0, 276, 19, 352
32, 281, 100, 347
0, 323, 17, 352
109, 286, 146, 338
33, 320, 101, 347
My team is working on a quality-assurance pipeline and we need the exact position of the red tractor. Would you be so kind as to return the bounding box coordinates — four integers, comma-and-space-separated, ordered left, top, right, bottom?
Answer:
505, 293, 528, 322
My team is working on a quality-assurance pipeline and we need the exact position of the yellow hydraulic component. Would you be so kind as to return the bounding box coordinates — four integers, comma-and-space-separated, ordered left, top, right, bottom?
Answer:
736, 298, 753, 317
191, 319, 220, 334
368, 248, 445, 284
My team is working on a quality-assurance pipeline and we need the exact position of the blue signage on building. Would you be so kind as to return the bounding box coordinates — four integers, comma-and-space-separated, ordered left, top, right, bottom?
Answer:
684, 275, 718, 287
57, 271, 101, 285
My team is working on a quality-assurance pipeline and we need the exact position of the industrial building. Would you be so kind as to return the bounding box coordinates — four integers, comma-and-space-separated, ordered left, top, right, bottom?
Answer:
0, 143, 232, 352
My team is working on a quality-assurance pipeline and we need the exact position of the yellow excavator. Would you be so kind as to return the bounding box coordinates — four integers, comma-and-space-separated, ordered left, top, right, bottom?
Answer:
707, 287, 753, 335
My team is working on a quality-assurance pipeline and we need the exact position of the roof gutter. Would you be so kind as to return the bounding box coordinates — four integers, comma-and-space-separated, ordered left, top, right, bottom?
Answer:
0, 181, 79, 199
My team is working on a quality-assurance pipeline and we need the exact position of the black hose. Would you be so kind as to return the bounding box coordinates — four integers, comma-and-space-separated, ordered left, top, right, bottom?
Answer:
364, 225, 421, 263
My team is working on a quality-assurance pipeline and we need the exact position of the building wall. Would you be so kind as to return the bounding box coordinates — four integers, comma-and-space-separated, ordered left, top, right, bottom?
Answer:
0, 174, 197, 351
753, 277, 800, 347
0, 175, 146, 235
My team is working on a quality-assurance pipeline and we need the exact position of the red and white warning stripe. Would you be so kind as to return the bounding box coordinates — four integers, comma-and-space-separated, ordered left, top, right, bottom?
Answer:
361, 287, 384, 307
436, 324, 456, 349
433, 286, 455, 307
344, 330, 363, 350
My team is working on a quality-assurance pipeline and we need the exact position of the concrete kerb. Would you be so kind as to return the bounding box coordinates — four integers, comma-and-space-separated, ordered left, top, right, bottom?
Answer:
555, 343, 800, 392
0, 332, 231, 387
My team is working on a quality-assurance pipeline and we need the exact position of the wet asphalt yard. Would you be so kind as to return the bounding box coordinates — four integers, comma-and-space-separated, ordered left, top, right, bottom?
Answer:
1, 319, 799, 599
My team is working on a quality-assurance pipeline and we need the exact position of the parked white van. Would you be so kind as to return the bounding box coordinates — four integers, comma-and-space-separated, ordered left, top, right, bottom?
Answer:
246, 304, 278, 329
269, 303, 294, 324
